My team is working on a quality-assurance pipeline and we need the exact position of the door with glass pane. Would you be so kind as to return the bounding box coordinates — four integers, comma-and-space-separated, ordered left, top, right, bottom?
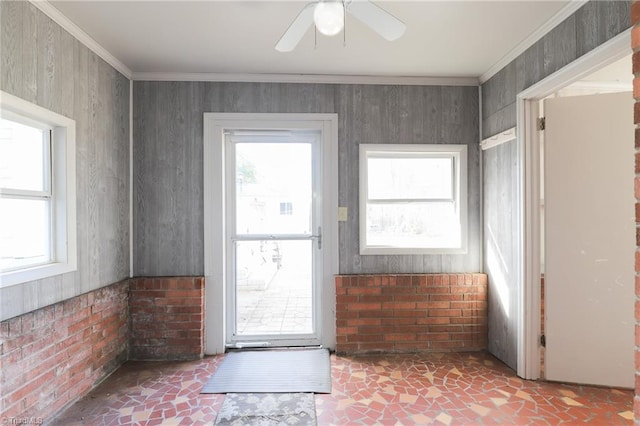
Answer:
225, 130, 322, 348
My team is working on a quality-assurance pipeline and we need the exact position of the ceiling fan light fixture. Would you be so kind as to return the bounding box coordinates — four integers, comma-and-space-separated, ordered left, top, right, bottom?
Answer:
314, 1, 344, 36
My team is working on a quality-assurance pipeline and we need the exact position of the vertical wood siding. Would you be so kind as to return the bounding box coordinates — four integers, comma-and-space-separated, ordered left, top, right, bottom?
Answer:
481, 0, 631, 372
0, 1, 130, 321
133, 82, 480, 276
481, 1, 630, 138
483, 140, 520, 371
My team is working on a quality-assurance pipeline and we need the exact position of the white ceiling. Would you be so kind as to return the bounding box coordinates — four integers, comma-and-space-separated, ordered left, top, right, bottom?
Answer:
50, 0, 572, 81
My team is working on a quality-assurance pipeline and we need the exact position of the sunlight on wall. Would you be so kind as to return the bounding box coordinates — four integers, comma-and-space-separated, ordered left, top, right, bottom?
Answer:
486, 224, 510, 316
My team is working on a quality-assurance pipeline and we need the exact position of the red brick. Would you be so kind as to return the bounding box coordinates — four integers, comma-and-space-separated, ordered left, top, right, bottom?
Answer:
394, 310, 428, 318
358, 325, 396, 335
347, 287, 382, 295
430, 294, 463, 302
334, 274, 487, 354
633, 2, 640, 28
165, 289, 202, 299
416, 317, 451, 325
349, 302, 382, 311
394, 295, 426, 303
382, 302, 416, 310
348, 334, 384, 343
429, 309, 462, 317
381, 286, 415, 295
381, 317, 418, 326
346, 318, 381, 327
416, 301, 450, 310
384, 333, 416, 342
358, 295, 388, 303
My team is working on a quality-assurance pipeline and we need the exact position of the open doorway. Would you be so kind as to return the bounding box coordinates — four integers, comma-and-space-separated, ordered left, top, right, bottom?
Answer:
537, 55, 634, 387
225, 130, 322, 348
519, 30, 634, 385
203, 113, 339, 355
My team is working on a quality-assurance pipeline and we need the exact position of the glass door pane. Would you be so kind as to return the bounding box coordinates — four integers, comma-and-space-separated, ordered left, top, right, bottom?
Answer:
228, 136, 319, 346
235, 240, 313, 335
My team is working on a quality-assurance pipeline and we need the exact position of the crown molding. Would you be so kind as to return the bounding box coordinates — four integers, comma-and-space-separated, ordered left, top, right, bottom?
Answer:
131, 72, 479, 86
479, 0, 588, 84
29, 0, 133, 79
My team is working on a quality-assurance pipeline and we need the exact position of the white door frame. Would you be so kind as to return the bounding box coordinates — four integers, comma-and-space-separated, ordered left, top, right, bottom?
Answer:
203, 113, 339, 355
517, 29, 630, 379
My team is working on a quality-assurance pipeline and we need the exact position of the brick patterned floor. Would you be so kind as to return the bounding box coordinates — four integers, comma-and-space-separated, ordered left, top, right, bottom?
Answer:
51, 352, 633, 425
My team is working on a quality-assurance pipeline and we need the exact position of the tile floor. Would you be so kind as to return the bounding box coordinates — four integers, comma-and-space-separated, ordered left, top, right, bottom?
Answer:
51, 351, 632, 425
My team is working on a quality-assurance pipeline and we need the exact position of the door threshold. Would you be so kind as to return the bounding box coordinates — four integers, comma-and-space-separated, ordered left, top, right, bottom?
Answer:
226, 344, 324, 352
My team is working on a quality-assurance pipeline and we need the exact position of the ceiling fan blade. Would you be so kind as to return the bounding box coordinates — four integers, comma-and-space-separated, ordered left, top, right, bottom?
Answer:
346, 0, 406, 41
275, 2, 316, 52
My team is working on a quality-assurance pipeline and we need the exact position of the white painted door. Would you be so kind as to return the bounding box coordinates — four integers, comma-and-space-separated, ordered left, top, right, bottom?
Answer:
225, 130, 323, 348
544, 92, 634, 388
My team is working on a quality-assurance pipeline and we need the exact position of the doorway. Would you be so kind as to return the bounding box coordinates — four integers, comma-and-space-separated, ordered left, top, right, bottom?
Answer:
225, 131, 321, 347
518, 29, 633, 382
542, 91, 634, 387
203, 113, 338, 354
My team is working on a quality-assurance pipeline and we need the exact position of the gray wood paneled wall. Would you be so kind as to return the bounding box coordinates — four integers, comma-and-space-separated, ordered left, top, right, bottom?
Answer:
481, 0, 630, 139
133, 82, 480, 276
483, 140, 519, 371
480, 0, 631, 370
0, 1, 130, 321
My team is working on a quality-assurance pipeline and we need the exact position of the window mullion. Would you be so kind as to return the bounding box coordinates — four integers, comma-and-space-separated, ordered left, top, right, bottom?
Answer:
367, 198, 454, 204
0, 189, 52, 199
44, 129, 53, 196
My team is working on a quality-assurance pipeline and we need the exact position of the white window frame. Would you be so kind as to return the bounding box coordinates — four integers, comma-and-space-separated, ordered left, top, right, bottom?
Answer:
359, 143, 467, 255
0, 91, 77, 287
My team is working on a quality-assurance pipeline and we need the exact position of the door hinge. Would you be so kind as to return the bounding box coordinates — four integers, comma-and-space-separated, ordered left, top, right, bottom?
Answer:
540, 334, 546, 348
537, 117, 546, 131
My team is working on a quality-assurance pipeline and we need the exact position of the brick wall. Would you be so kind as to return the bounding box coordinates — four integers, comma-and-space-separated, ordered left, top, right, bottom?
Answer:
335, 274, 487, 354
0, 280, 128, 421
129, 277, 204, 360
633, 1, 640, 421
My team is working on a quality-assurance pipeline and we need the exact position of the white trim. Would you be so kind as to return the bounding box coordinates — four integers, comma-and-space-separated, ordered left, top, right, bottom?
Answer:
481, 127, 516, 151
359, 144, 468, 255
520, 28, 631, 100
480, 0, 588, 84
518, 99, 541, 380
564, 80, 632, 92
133, 72, 479, 86
516, 26, 630, 380
203, 113, 339, 354
0, 90, 77, 288
29, 0, 133, 79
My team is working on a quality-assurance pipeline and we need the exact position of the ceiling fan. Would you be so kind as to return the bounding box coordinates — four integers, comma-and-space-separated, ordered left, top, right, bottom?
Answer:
275, 0, 406, 52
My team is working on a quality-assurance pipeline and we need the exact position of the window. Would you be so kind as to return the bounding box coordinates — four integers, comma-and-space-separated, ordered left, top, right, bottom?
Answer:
359, 144, 467, 255
0, 91, 76, 287
279, 202, 293, 215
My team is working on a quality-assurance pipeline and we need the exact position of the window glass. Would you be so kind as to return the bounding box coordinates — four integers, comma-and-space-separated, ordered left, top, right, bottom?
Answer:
366, 202, 459, 248
0, 198, 51, 271
0, 117, 48, 192
0, 90, 77, 290
367, 156, 453, 200
360, 144, 467, 254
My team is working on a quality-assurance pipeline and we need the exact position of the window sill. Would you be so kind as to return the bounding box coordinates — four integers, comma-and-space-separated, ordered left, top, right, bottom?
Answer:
0, 261, 76, 288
